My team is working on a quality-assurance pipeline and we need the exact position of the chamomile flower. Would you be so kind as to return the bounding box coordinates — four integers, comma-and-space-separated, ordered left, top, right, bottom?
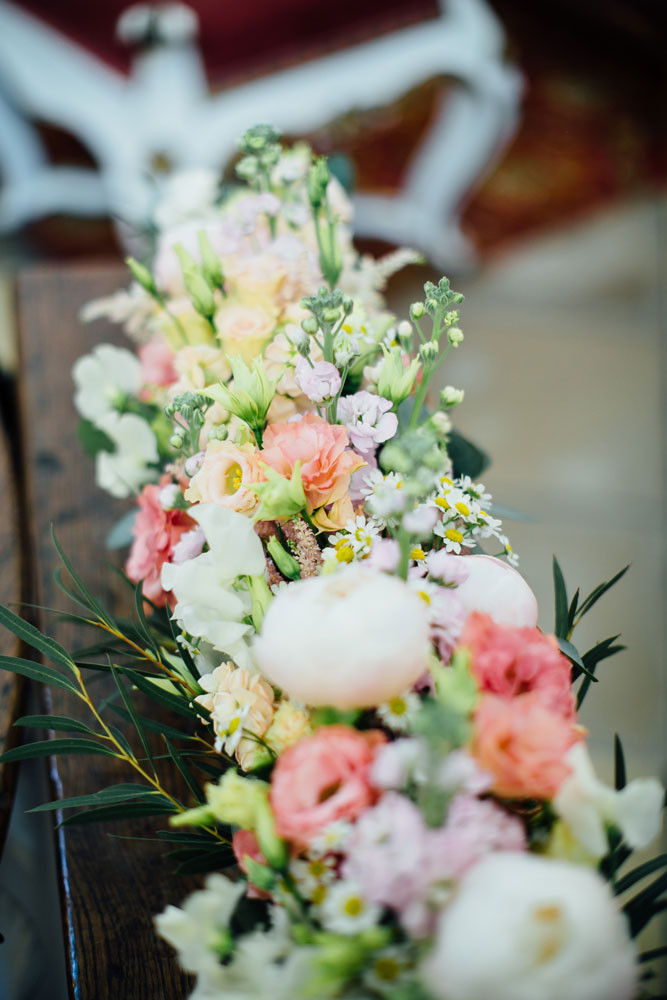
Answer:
499, 533, 520, 567
361, 470, 407, 523
317, 880, 382, 935
323, 515, 382, 568
433, 521, 470, 554
309, 820, 353, 858
458, 475, 492, 504
290, 855, 337, 900
476, 508, 503, 539
377, 690, 421, 732
363, 946, 413, 995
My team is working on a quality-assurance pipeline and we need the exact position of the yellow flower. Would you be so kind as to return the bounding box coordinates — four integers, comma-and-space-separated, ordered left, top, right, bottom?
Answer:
265, 700, 312, 756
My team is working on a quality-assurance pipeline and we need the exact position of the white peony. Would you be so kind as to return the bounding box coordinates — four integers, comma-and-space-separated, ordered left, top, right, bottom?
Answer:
454, 554, 538, 627
161, 505, 265, 670
553, 743, 664, 857
421, 852, 637, 1000
73, 343, 142, 423
95, 412, 158, 498
253, 566, 431, 708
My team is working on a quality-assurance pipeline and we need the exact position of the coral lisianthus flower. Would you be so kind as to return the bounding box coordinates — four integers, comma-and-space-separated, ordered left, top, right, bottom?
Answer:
261, 413, 363, 513
461, 612, 575, 719
269, 725, 384, 848
126, 478, 195, 606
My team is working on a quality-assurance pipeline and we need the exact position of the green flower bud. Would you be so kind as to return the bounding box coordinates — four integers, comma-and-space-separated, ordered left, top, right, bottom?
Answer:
250, 463, 307, 523
323, 307, 340, 324
197, 230, 224, 290
419, 341, 439, 364
308, 157, 330, 207
266, 534, 301, 580
440, 385, 464, 408
126, 256, 157, 296
409, 301, 425, 319
301, 316, 319, 336
243, 857, 276, 892
169, 433, 184, 450
447, 327, 464, 347
174, 243, 216, 318
204, 356, 277, 434
376, 345, 421, 406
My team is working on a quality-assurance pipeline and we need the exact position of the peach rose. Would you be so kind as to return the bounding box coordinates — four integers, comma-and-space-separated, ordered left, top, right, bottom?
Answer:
261, 413, 363, 514
126, 479, 195, 606
185, 441, 265, 514
461, 612, 575, 720
472, 693, 581, 800
269, 724, 384, 848
215, 301, 277, 363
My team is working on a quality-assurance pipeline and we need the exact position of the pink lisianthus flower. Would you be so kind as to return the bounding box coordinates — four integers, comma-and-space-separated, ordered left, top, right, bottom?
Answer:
232, 830, 271, 900
425, 550, 470, 587
472, 693, 582, 800
261, 413, 363, 513
269, 725, 385, 850
461, 611, 575, 719
138, 337, 177, 394
126, 479, 195, 606
294, 357, 341, 404
435, 794, 527, 879
336, 391, 398, 456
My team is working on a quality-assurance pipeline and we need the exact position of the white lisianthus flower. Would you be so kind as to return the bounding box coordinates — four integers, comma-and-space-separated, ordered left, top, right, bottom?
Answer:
253, 566, 430, 708
553, 743, 664, 857
453, 554, 538, 628
161, 505, 266, 670
73, 344, 142, 423
421, 852, 637, 1000
95, 412, 158, 498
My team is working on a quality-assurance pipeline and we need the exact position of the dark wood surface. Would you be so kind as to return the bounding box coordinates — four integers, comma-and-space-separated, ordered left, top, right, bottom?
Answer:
0, 372, 24, 850
15, 263, 197, 1000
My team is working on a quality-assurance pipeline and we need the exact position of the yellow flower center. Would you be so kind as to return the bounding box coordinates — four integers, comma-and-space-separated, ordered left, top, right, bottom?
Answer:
308, 860, 327, 878
410, 547, 425, 561
389, 697, 407, 716
417, 589, 431, 605
225, 462, 243, 493
335, 543, 355, 563
445, 528, 464, 543
311, 885, 328, 905
435, 496, 450, 510
455, 501, 470, 517
375, 958, 401, 982
227, 716, 241, 735
343, 897, 364, 917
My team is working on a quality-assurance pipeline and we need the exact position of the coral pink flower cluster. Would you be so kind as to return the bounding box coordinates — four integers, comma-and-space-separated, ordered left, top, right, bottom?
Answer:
126, 478, 195, 606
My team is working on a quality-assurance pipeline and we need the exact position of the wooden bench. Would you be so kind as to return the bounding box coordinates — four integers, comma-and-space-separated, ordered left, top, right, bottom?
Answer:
11, 263, 199, 999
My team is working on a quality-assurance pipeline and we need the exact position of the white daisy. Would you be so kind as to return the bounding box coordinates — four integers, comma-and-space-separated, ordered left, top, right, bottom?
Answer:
309, 820, 353, 858
377, 690, 421, 732
317, 881, 382, 935
290, 855, 337, 900
363, 946, 413, 995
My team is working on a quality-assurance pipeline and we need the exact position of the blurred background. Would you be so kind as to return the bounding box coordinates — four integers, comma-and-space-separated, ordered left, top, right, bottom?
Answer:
0, 0, 665, 996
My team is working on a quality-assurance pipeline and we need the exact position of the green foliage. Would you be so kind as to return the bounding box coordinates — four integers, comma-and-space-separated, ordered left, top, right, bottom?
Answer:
78, 418, 115, 458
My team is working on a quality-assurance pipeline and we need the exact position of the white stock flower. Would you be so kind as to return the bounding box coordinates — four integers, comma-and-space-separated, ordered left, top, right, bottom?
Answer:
161, 505, 265, 670
73, 343, 142, 423
421, 853, 637, 1000
95, 412, 158, 498
253, 567, 431, 708
553, 743, 664, 857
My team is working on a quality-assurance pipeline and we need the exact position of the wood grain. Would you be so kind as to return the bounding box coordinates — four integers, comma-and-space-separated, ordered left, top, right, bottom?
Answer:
15, 263, 197, 1000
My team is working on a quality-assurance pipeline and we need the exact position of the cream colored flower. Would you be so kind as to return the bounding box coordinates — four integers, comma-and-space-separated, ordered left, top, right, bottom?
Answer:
173, 344, 231, 390
196, 661, 275, 768
215, 301, 277, 363
185, 440, 264, 514
265, 700, 312, 756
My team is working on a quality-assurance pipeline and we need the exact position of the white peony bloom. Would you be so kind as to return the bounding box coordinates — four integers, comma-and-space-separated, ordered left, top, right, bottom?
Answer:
454, 554, 538, 627
95, 412, 158, 498
553, 743, 664, 857
253, 566, 431, 708
161, 505, 266, 670
421, 852, 637, 1000
72, 343, 142, 423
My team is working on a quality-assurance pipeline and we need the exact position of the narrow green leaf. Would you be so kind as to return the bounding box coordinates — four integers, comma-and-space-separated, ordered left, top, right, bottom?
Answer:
157, 829, 219, 845
50, 527, 115, 628
639, 946, 667, 964
552, 556, 568, 638
133, 582, 161, 663
109, 725, 135, 759
556, 638, 593, 680
567, 588, 580, 631
627, 896, 667, 938
164, 736, 205, 804
61, 801, 178, 826
577, 565, 630, 619
53, 566, 99, 615
0, 738, 118, 764
14, 715, 98, 737
624, 869, 667, 920
29, 784, 164, 813
123, 667, 196, 719
615, 854, 667, 896
108, 704, 190, 742
0, 655, 80, 694
0, 606, 76, 673
174, 846, 235, 875
577, 638, 626, 708
110, 664, 155, 776
614, 734, 627, 791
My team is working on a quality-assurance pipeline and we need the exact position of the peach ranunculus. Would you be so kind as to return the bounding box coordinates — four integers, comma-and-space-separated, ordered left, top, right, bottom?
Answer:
269, 724, 384, 848
472, 693, 581, 801
195, 661, 275, 770
461, 612, 575, 720
215, 301, 277, 363
185, 441, 265, 514
261, 413, 364, 517
126, 479, 195, 606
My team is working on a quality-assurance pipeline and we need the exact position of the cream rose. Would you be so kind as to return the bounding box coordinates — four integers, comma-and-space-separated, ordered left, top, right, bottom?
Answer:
215, 302, 277, 363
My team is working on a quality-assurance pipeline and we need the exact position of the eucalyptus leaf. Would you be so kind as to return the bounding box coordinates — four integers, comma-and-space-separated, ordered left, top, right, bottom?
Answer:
61, 801, 178, 826
29, 784, 166, 813
14, 715, 98, 737
552, 556, 568, 638
0, 655, 80, 694
0, 738, 118, 764
0, 606, 76, 673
